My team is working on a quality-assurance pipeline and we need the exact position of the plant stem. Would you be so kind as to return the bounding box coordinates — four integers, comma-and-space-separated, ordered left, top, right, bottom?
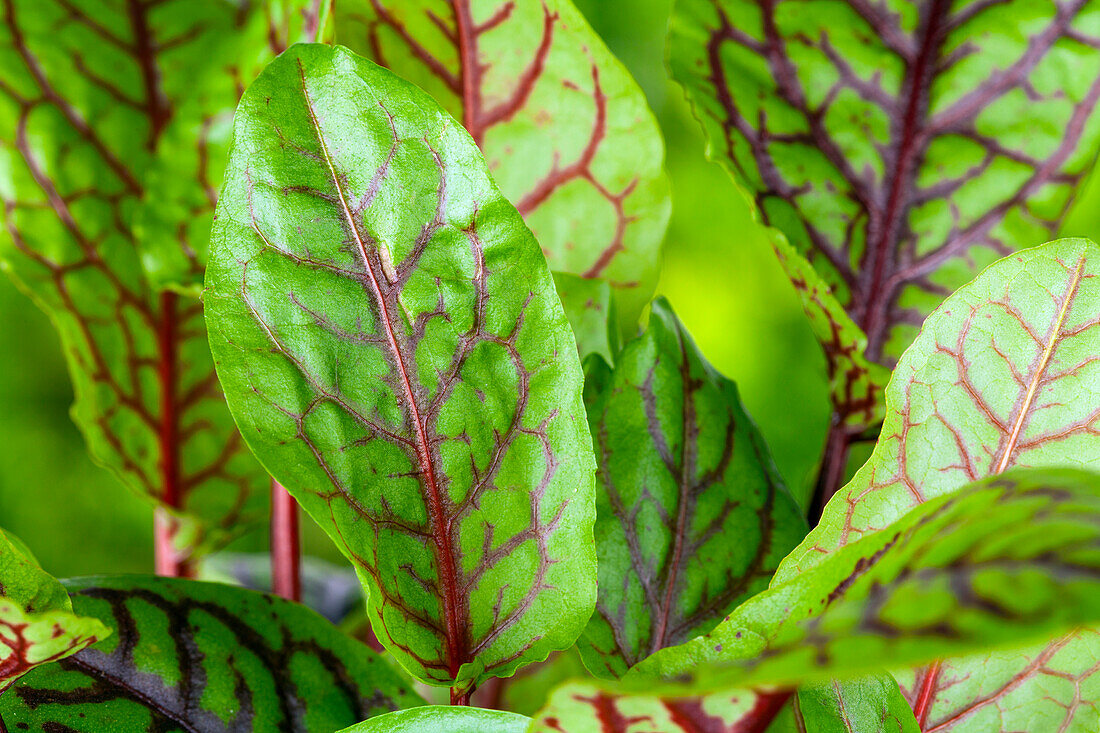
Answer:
154, 291, 192, 578
450, 687, 472, 706
270, 479, 301, 602
810, 418, 853, 523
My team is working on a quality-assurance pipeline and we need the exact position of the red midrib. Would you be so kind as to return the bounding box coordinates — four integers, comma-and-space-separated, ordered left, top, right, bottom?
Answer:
452, 0, 483, 142
297, 67, 467, 678
859, 0, 949, 359
912, 660, 942, 728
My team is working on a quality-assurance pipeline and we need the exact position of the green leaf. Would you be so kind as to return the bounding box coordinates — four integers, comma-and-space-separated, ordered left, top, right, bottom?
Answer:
337, 0, 671, 323
528, 681, 790, 732
553, 272, 620, 366
0, 576, 420, 731
579, 298, 807, 678
339, 706, 529, 732
774, 237, 1100, 730
632, 467, 1100, 691
205, 43, 597, 693
0, 530, 108, 694
0, 0, 326, 563
668, 0, 1100, 423
797, 676, 920, 733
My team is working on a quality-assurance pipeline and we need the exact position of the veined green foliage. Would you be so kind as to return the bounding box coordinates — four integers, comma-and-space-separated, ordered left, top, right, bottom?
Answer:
0, 576, 420, 731
336, 0, 671, 324
797, 676, 920, 733
0, 0, 328, 563
553, 272, 621, 366
777, 238, 1100, 730
338, 706, 530, 732
205, 44, 597, 693
528, 681, 789, 732
669, 0, 1100, 429
0, 530, 108, 694
579, 298, 806, 678
632, 468, 1100, 692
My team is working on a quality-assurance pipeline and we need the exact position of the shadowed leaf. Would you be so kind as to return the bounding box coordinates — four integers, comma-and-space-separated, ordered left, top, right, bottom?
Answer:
632, 468, 1100, 692
797, 675, 920, 733
579, 298, 806, 678
204, 43, 597, 694
554, 272, 620, 366
0, 0, 328, 564
775, 238, 1100, 730
339, 706, 529, 732
337, 0, 671, 323
0, 576, 420, 731
669, 0, 1100, 431
0, 530, 108, 695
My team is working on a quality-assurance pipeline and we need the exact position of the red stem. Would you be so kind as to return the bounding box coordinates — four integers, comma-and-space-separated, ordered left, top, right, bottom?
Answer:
450, 688, 471, 706
154, 291, 191, 578
270, 479, 301, 602
810, 418, 853, 522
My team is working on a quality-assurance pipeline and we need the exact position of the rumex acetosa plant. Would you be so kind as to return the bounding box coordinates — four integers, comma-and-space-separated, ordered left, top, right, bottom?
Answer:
0, 1, 1099, 732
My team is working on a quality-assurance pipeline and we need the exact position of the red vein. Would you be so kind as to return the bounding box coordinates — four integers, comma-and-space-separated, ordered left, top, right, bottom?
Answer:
911, 660, 942, 728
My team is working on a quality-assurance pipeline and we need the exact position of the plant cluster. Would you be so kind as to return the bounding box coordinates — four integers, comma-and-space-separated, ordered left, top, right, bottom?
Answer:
1, 1, 1099, 731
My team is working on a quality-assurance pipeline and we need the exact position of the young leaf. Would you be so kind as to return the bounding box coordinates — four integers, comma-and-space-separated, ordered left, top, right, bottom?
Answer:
338, 706, 529, 732
632, 467, 1100, 692
337, 0, 671, 322
775, 238, 1100, 730
528, 681, 790, 732
579, 298, 807, 678
553, 272, 621, 366
797, 676, 920, 733
670, 0, 1100, 365
0, 0, 326, 565
0, 576, 420, 731
204, 44, 597, 694
0, 530, 108, 694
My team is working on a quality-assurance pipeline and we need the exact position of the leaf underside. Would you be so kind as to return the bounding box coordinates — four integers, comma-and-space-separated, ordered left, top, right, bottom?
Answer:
579, 298, 806, 678
669, 0, 1100, 424
0, 0, 326, 560
0, 576, 420, 732
337, 0, 671, 323
205, 43, 596, 691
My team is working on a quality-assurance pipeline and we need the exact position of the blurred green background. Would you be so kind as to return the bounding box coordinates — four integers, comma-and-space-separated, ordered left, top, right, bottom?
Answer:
2, 0, 1097, 578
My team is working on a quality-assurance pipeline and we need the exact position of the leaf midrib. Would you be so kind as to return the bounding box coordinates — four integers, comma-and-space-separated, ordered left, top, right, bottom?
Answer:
294, 61, 467, 678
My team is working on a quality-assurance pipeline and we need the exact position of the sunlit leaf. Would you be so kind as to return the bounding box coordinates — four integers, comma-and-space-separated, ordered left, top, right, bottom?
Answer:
0, 576, 420, 731
669, 0, 1100, 430
339, 705, 529, 732
797, 675, 920, 733
579, 298, 806, 678
0, 530, 108, 695
0, 0, 327, 564
205, 43, 597, 694
338, 0, 671, 323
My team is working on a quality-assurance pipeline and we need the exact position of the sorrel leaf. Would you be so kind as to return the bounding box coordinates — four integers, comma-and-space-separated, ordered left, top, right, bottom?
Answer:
528, 681, 789, 732
0, 530, 108, 694
205, 43, 597, 693
337, 0, 671, 322
553, 272, 620, 366
0, 0, 325, 563
578, 298, 806, 678
631, 467, 1100, 691
668, 0, 1100, 427
775, 238, 1100, 730
338, 706, 529, 732
797, 676, 920, 733
0, 576, 420, 731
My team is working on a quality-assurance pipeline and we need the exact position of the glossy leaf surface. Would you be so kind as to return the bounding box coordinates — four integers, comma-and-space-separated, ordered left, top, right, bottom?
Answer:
0, 530, 108, 694
339, 706, 529, 732
0, 0, 325, 562
633, 468, 1100, 691
205, 43, 597, 691
797, 676, 920, 733
775, 238, 1100, 730
338, 0, 671, 322
529, 681, 789, 732
579, 298, 806, 678
0, 576, 419, 731
669, 0, 1100, 425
